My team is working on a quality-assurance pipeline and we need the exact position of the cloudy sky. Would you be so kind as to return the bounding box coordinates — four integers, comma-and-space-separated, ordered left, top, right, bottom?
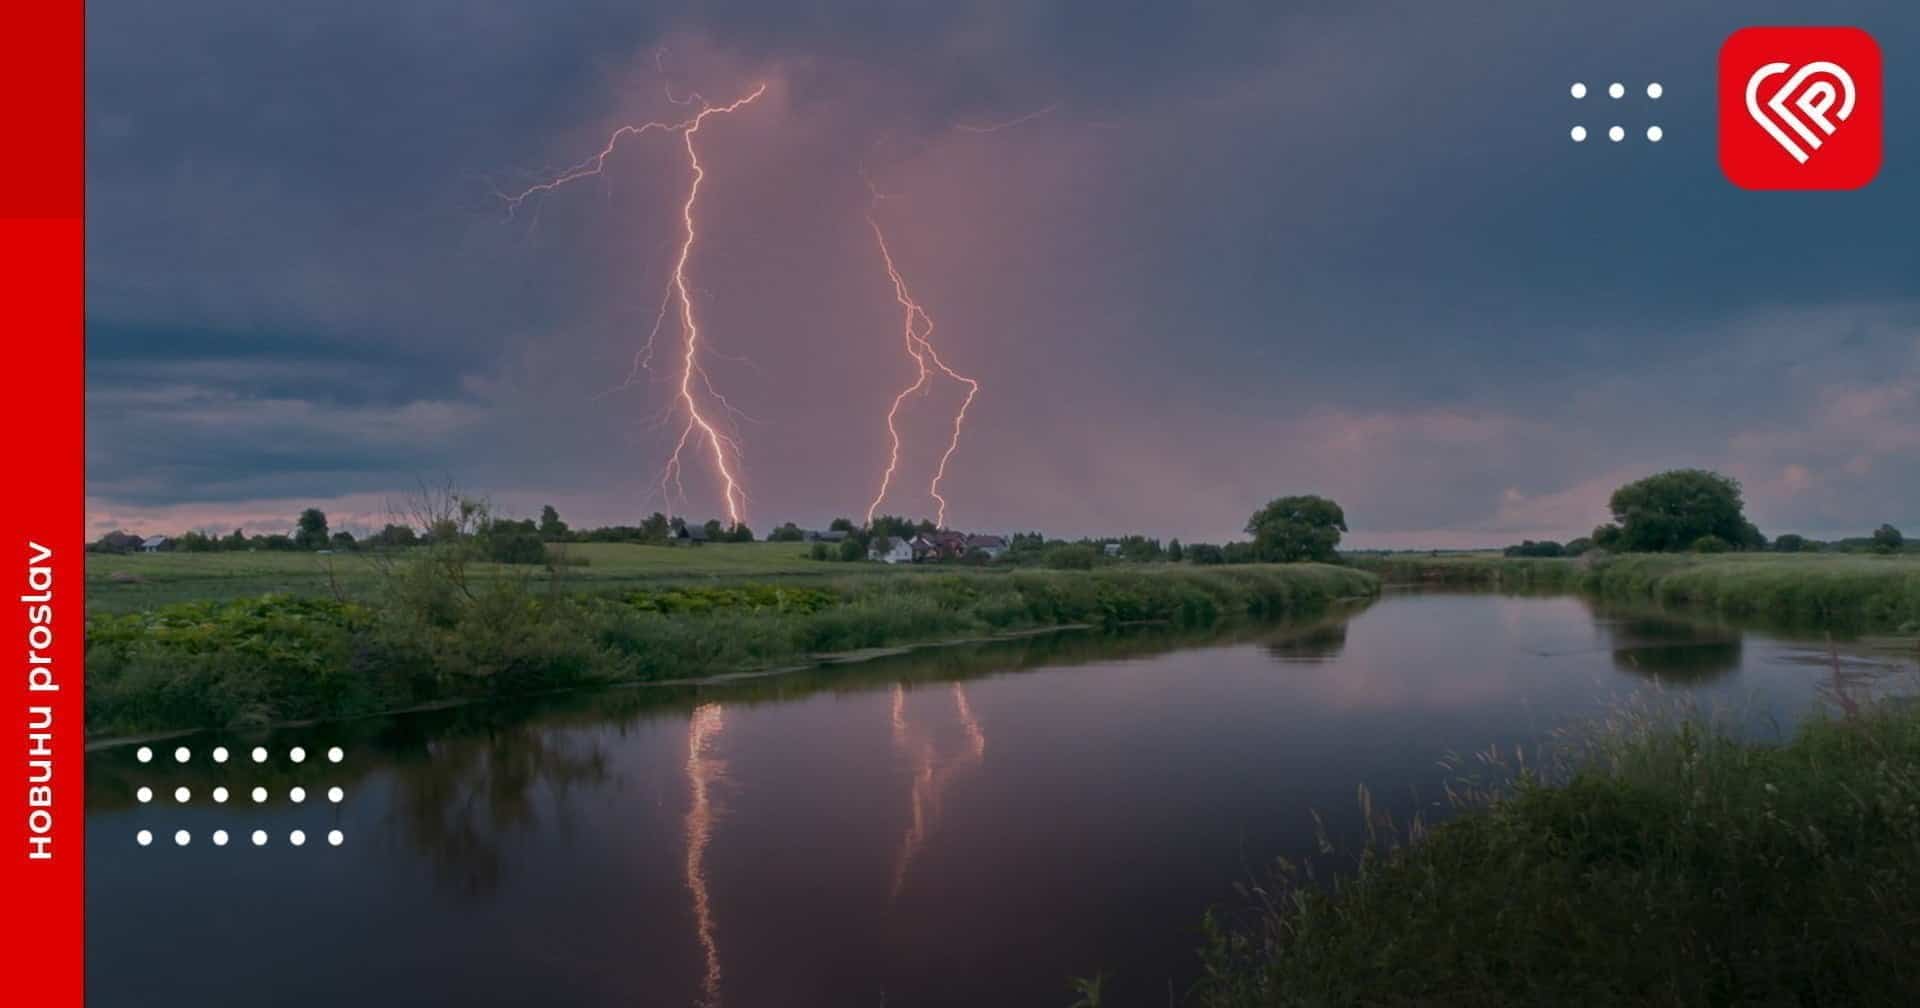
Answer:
87, 2, 1920, 547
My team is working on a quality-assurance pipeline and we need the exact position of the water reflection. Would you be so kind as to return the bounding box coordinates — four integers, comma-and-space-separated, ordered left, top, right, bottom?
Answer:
85, 592, 1916, 1008
1600, 613, 1743, 684
1259, 616, 1351, 663
888, 683, 987, 902
684, 703, 727, 1007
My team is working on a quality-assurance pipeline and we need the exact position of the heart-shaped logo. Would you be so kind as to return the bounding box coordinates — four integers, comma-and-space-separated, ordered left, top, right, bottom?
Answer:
1744, 61, 1856, 163
1720, 27, 1881, 190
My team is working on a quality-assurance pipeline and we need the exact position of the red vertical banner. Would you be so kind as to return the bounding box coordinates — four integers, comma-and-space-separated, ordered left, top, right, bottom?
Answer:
0, 2, 85, 1005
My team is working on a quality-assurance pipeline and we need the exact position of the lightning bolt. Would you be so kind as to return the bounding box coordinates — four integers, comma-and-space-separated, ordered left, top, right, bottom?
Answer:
503, 84, 765, 526
862, 190, 980, 529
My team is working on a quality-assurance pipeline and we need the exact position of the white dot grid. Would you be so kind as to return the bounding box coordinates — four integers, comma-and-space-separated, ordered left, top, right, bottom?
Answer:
1570, 81, 1662, 143
134, 746, 345, 849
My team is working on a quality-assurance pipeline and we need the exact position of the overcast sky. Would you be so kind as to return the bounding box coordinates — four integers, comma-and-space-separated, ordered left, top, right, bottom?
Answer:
87, 2, 1920, 546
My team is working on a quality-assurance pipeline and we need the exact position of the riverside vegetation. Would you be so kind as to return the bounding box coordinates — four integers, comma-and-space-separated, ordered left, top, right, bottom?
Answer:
1191, 697, 1920, 1006
1352, 551, 1920, 631
85, 557, 1377, 735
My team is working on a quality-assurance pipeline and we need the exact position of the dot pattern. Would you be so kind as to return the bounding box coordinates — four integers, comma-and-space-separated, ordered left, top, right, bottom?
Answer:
1569, 81, 1663, 143
130, 746, 346, 849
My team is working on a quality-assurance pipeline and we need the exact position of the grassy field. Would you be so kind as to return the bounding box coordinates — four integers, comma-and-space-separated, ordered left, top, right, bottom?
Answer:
1193, 697, 1920, 1006
86, 542, 871, 612
1352, 552, 1920, 630
85, 561, 1379, 735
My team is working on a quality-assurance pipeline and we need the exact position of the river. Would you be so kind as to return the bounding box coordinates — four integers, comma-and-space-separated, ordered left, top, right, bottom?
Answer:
85, 590, 1915, 1007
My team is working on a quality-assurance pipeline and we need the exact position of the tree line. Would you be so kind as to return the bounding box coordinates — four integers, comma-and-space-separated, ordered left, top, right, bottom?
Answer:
1502, 470, 1907, 557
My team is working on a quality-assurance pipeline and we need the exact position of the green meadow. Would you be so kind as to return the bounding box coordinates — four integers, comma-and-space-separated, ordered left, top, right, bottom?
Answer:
86, 541, 869, 613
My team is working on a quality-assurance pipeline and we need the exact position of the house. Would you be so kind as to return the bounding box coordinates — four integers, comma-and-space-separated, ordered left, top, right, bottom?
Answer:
869, 537, 915, 564
139, 536, 171, 554
964, 534, 1009, 560
1102, 542, 1123, 557
671, 524, 710, 545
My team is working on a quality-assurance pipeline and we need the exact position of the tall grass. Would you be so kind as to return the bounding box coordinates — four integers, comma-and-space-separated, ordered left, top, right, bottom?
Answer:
86, 562, 1378, 735
1193, 695, 1920, 1006
1352, 552, 1920, 629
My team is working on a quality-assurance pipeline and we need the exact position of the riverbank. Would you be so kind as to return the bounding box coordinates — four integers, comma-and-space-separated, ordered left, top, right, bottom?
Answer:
85, 562, 1377, 735
1351, 552, 1920, 630
1193, 696, 1920, 1006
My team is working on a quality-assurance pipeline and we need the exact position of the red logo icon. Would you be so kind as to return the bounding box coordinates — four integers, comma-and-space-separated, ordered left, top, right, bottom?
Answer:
1719, 27, 1881, 189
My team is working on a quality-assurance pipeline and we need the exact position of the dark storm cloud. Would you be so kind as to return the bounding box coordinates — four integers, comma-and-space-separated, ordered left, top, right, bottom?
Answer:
87, 1, 1920, 542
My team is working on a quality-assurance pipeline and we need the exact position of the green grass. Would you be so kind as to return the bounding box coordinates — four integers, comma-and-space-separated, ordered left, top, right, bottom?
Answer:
1194, 698, 1920, 1007
85, 542, 880, 612
1351, 552, 1920, 630
85, 562, 1379, 736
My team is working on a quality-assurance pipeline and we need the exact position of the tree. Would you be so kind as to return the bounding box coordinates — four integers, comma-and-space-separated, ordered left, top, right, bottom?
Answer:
1044, 543, 1098, 570
641, 512, 671, 543
702, 519, 725, 541
368, 523, 419, 549
538, 505, 569, 540
294, 508, 330, 551
1872, 524, 1905, 554
329, 531, 358, 551
870, 514, 920, 540
837, 536, 865, 562
1606, 470, 1751, 553
1563, 537, 1595, 557
829, 517, 855, 533
176, 530, 216, 552
1186, 543, 1226, 565
1691, 535, 1731, 553
1166, 538, 1184, 563
728, 523, 755, 543
222, 528, 249, 551
1504, 540, 1565, 558
768, 522, 805, 542
89, 530, 143, 554
1772, 534, 1808, 553
809, 542, 833, 561
1246, 495, 1347, 563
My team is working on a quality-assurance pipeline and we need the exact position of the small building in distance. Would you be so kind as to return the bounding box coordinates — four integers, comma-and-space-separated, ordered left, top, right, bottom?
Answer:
139, 535, 171, 554
869, 537, 915, 564
965, 534, 1009, 560
671, 524, 710, 545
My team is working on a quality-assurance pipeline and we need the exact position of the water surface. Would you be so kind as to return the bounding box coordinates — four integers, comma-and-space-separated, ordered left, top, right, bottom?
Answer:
86, 591, 1912, 1007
